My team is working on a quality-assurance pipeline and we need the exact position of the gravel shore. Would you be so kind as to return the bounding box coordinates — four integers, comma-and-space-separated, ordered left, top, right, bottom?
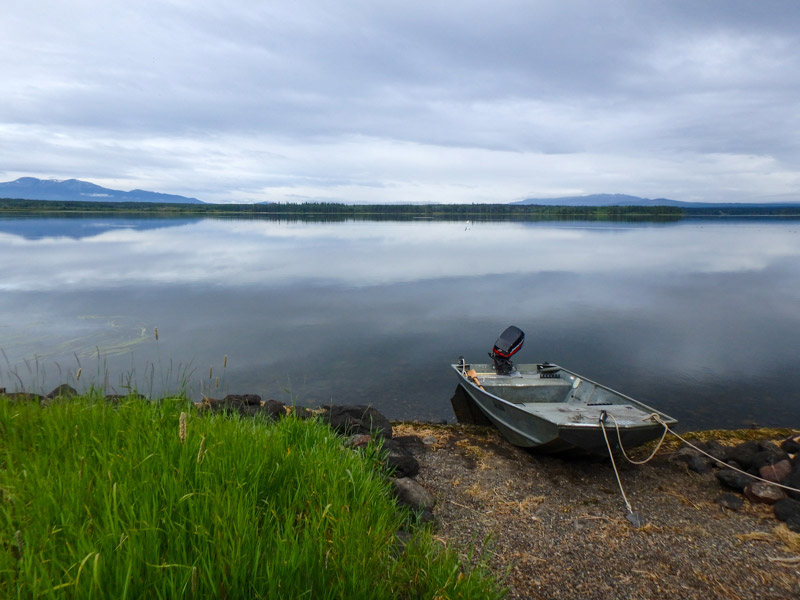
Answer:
393, 423, 800, 600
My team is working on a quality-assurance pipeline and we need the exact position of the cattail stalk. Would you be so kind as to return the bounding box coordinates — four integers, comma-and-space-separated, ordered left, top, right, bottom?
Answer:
197, 436, 206, 464
179, 412, 187, 445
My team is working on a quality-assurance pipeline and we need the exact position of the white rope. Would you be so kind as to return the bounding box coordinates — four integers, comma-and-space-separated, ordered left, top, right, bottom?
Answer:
599, 414, 635, 516
604, 411, 669, 465
649, 414, 800, 495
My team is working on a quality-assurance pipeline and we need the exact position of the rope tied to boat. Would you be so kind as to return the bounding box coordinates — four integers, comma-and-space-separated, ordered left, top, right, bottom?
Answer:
599, 410, 642, 526
647, 414, 800, 495
600, 412, 800, 522
603, 411, 670, 465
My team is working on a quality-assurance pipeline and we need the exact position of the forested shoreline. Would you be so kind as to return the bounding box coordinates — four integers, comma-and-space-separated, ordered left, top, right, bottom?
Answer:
1, 197, 799, 219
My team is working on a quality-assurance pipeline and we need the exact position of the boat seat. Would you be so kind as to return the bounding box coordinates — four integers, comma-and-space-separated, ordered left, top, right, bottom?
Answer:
483, 380, 572, 404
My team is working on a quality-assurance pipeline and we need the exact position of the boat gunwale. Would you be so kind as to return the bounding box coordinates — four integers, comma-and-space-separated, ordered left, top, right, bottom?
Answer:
451, 362, 678, 429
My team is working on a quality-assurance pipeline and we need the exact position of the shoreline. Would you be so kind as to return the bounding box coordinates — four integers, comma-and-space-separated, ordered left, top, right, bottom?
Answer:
4, 390, 799, 597
391, 421, 800, 599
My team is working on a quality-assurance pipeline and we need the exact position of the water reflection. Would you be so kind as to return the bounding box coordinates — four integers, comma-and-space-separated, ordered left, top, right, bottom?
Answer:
1, 216, 799, 430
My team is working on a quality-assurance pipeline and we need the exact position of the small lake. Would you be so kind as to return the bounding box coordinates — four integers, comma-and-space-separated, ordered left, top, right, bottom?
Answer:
1, 214, 799, 431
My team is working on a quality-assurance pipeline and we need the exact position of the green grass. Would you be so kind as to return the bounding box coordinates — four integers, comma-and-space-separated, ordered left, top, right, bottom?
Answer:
0, 395, 504, 599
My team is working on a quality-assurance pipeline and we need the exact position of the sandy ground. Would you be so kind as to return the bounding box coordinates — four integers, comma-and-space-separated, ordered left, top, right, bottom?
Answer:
393, 423, 800, 600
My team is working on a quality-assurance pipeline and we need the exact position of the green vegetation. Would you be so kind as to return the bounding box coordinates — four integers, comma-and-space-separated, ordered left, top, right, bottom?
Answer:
0, 395, 504, 599
0, 197, 681, 220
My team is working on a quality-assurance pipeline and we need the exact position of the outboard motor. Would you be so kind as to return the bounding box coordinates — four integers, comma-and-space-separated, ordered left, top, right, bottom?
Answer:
490, 325, 525, 375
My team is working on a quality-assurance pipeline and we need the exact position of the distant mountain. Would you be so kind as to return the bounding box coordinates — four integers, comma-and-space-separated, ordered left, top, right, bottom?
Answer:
512, 193, 800, 208
0, 177, 203, 204
512, 194, 688, 207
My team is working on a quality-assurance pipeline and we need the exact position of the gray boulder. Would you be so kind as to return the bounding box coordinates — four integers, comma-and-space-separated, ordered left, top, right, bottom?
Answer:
382, 440, 420, 478
729, 441, 760, 470
759, 460, 792, 484
716, 469, 751, 491
391, 477, 435, 511
744, 481, 786, 505
47, 384, 78, 399
716, 493, 744, 511
773, 497, 800, 522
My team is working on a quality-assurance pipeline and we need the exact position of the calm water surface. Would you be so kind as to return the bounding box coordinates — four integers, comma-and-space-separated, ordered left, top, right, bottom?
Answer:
1, 215, 799, 430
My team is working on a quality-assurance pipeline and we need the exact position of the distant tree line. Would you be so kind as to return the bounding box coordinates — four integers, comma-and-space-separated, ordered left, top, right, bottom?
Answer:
4, 197, 800, 219
0, 198, 685, 220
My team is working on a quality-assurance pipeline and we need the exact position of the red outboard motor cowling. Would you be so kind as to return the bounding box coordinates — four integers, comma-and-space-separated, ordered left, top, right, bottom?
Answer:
490, 326, 525, 375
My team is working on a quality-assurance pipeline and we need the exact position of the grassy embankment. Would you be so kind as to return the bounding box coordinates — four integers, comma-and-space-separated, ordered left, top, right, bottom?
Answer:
0, 394, 504, 599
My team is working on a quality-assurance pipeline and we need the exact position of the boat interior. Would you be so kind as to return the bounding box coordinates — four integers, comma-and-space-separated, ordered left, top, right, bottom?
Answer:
461, 363, 659, 427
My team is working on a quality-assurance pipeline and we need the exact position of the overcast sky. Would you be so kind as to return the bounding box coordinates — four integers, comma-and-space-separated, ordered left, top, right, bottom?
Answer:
2, 1, 799, 204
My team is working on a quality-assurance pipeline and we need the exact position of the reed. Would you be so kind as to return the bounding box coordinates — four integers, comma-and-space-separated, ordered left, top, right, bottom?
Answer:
0, 394, 503, 599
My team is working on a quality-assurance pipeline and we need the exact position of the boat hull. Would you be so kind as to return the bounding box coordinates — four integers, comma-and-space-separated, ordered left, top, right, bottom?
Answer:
452, 362, 676, 456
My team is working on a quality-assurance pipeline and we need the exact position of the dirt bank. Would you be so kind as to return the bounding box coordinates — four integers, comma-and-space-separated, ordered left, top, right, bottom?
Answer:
393, 423, 800, 600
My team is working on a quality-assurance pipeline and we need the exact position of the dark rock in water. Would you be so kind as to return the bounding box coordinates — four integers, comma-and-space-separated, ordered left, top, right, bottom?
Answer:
199, 394, 268, 416
391, 477, 435, 511
261, 399, 286, 420
322, 405, 392, 439
716, 469, 752, 491
779, 436, 800, 455
291, 405, 312, 419
787, 516, 800, 533
716, 493, 744, 511
759, 460, 792, 484
450, 385, 492, 426
744, 481, 786, 505
222, 394, 263, 407
729, 440, 760, 470
105, 393, 147, 404
773, 498, 800, 522
47, 384, 77, 399
383, 440, 420, 478
6, 392, 45, 403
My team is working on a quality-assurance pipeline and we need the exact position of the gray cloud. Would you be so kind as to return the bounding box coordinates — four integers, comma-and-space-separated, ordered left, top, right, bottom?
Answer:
2, 0, 799, 203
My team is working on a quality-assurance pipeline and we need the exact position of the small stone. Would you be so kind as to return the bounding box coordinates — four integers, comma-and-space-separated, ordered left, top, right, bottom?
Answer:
670, 446, 702, 465
744, 481, 786, 505
391, 435, 429, 455
773, 498, 800, 522
782, 470, 800, 501
716, 469, 751, 491
704, 440, 732, 463
6, 392, 45, 403
688, 455, 713, 474
344, 434, 372, 449
322, 405, 393, 439
47, 384, 77, 399
291, 406, 313, 419
786, 516, 800, 533
383, 440, 420, 478
222, 394, 262, 406
391, 477, 435, 511
422, 435, 438, 445
751, 449, 790, 471
779, 436, 800, 455
716, 493, 744, 511
759, 460, 792, 484
261, 399, 286, 420
729, 440, 760, 470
